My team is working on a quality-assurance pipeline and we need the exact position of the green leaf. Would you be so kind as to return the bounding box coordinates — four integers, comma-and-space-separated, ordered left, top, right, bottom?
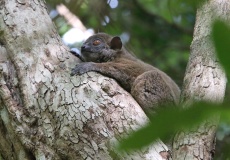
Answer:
212, 20, 230, 75
118, 102, 221, 152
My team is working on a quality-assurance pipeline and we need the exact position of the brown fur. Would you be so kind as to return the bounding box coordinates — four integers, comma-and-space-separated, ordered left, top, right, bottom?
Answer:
71, 33, 180, 115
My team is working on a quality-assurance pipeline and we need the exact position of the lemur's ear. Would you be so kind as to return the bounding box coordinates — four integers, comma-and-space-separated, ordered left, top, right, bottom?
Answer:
110, 36, 122, 50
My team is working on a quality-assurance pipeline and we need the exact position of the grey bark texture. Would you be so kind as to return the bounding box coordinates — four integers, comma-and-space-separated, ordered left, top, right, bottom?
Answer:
172, 0, 228, 159
0, 1, 169, 160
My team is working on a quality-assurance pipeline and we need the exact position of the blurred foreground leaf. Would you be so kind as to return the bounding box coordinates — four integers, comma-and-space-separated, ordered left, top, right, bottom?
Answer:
212, 20, 230, 76
118, 102, 230, 152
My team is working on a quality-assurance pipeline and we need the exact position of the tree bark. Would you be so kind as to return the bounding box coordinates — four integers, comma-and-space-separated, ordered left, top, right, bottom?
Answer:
172, 0, 228, 159
0, 1, 168, 159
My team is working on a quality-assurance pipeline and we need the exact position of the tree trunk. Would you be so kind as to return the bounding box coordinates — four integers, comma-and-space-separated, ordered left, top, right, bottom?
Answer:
172, 0, 228, 159
0, 1, 168, 159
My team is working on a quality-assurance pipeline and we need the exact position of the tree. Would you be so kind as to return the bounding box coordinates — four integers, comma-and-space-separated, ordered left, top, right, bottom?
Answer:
1, 0, 229, 159
0, 1, 168, 159
172, 0, 228, 159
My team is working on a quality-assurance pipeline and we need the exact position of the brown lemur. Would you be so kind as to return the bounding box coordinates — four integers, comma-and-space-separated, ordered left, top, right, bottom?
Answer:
70, 33, 180, 115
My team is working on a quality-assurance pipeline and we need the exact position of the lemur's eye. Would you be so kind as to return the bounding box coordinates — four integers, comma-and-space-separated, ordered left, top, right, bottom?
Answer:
93, 40, 101, 46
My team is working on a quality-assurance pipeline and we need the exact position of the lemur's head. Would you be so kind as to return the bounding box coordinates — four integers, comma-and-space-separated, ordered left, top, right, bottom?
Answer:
70, 33, 122, 62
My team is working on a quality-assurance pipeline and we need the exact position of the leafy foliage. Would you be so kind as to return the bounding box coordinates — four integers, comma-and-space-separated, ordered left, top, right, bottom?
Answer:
136, 0, 200, 28
212, 20, 230, 76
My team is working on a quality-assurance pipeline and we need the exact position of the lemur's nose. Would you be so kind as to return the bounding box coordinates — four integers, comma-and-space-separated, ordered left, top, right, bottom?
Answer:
81, 44, 90, 52
81, 45, 86, 49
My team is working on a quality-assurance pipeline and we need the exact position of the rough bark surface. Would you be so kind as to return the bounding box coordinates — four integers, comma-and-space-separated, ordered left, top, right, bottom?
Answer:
0, 1, 168, 160
172, 0, 228, 159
